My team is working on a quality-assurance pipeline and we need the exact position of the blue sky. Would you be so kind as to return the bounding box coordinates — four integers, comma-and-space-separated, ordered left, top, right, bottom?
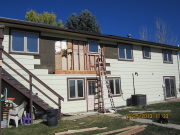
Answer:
0, 0, 180, 46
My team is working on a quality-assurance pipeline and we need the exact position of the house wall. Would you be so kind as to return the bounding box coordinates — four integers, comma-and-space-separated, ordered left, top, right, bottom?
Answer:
105, 45, 180, 105
2, 27, 180, 114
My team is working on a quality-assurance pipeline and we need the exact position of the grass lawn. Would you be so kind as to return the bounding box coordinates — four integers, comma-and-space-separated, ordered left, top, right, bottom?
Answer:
2, 101, 180, 135
1, 115, 141, 135
2, 113, 180, 135
117, 100, 180, 125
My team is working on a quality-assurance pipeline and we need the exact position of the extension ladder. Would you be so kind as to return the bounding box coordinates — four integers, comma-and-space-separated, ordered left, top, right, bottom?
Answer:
97, 58, 116, 113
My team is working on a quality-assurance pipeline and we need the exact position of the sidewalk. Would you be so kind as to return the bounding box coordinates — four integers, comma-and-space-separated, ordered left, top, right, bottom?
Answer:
106, 113, 180, 130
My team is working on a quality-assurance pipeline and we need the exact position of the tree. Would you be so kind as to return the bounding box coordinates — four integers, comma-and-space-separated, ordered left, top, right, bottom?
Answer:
25, 10, 64, 28
139, 18, 177, 46
66, 9, 101, 33
139, 26, 147, 41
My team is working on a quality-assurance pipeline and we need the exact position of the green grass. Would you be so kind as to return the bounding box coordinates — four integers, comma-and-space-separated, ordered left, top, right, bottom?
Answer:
1, 115, 141, 135
136, 124, 180, 135
117, 101, 180, 124
2, 101, 180, 135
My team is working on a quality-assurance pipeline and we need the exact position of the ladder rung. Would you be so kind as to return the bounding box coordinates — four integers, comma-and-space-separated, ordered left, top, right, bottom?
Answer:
101, 75, 107, 77
102, 84, 109, 85
99, 62, 103, 63
100, 71, 105, 72
101, 80, 107, 81
100, 66, 104, 67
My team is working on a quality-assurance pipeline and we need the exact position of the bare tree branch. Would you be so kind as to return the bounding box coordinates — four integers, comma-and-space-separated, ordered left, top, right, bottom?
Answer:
139, 26, 147, 41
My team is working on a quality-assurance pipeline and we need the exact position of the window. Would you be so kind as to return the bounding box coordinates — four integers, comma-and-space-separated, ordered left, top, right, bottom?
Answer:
142, 47, 151, 59
88, 41, 99, 53
163, 50, 172, 63
164, 76, 176, 99
118, 45, 133, 60
67, 78, 85, 101
108, 78, 121, 96
10, 29, 39, 54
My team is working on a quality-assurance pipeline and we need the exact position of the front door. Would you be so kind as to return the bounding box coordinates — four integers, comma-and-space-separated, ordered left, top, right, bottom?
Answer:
87, 80, 97, 111
164, 77, 176, 99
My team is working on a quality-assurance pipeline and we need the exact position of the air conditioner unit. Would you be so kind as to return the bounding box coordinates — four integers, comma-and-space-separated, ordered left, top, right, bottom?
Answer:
131, 94, 146, 106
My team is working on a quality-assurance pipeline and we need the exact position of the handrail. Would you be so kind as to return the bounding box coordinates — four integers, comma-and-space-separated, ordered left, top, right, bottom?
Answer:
3, 61, 59, 106
2, 50, 64, 101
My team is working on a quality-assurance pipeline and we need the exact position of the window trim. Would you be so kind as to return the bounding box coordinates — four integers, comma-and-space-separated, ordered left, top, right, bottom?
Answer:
142, 46, 151, 59
88, 40, 99, 54
67, 78, 85, 101
9, 27, 41, 56
108, 77, 121, 97
117, 44, 133, 61
162, 49, 173, 64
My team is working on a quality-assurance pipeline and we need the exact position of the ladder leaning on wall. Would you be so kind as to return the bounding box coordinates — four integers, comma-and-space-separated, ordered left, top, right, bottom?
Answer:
97, 58, 116, 113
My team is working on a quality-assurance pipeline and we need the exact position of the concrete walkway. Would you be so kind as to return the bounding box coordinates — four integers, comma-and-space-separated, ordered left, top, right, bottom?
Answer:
62, 112, 98, 120
106, 113, 180, 130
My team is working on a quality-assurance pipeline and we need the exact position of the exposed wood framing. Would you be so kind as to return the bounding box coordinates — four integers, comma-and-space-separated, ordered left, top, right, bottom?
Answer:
83, 41, 85, 70
61, 41, 62, 70
71, 40, 72, 70
78, 40, 80, 70
55, 70, 102, 74
86, 42, 89, 70
67, 40, 68, 70
72, 40, 74, 70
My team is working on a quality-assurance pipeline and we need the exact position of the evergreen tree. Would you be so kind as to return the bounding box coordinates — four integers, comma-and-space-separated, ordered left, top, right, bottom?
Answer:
66, 9, 101, 33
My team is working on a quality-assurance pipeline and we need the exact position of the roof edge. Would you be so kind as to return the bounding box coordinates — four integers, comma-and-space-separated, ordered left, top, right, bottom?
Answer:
0, 17, 180, 50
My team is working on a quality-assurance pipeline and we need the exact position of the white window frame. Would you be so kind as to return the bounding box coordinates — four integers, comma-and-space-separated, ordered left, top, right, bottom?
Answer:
88, 40, 99, 53
108, 78, 121, 96
11, 30, 39, 54
118, 44, 133, 60
68, 79, 84, 100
